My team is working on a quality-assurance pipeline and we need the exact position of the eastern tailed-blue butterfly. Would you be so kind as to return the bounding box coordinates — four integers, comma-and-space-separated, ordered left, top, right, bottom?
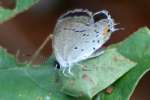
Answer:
52, 9, 118, 75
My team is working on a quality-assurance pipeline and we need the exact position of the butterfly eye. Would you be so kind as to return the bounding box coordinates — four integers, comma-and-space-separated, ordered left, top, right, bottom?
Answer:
54, 61, 60, 69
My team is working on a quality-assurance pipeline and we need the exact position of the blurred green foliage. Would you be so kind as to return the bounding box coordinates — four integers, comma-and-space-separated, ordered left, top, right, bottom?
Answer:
0, 0, 39, 23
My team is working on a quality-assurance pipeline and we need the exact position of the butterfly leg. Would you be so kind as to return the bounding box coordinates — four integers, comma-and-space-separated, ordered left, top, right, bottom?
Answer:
68, 66, 74, 76
62, 67, 74, 77
62, 67, 69, 77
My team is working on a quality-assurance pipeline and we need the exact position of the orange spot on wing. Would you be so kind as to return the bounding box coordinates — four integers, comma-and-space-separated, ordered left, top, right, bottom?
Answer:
101, 24, 110, 38
102, 25, 109, 35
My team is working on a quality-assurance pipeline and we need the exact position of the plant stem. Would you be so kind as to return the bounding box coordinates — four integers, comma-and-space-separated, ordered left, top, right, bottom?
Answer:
28, 33, 53, 64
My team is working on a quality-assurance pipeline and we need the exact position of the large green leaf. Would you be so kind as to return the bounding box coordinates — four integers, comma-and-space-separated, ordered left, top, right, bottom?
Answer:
0, 47, 136, 100
0, 48, 75, 100
96, 27, 150, 100
0, 26, 149, 100
0, 0, 39, 23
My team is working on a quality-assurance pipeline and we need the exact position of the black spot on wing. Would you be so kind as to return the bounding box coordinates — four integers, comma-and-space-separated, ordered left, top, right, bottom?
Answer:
92, 40, 95, 43
82, 33, 90, 37
96, 34, 99, 37
74, 46, 78, 49
94, 29, 99, 33
81, 49, 84, 51
93, 47, 96, 50
83, 33, 86, 36
74, 30, 86, 32
86, 34, 89, 36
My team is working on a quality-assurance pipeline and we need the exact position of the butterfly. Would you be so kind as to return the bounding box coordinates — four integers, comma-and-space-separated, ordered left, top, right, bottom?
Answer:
52, 9, 118, 75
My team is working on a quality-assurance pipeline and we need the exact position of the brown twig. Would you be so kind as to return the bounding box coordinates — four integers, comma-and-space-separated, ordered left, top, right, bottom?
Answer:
28, 33, 53, 65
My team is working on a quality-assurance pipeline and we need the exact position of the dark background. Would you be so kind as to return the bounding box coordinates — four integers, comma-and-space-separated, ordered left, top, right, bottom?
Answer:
0, 0, 150, 99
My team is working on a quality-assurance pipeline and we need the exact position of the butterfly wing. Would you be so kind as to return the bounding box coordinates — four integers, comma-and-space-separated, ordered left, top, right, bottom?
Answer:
52, 9, 116, 68
52, 9, 93, 67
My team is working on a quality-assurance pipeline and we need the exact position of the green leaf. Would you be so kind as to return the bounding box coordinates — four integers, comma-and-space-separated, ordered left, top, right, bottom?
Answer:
96, 27, 150, 100
0, 25, 149, 100
0, 48, 136, 100
57, 48, 136, 100
0, 48, 75, 100
0, 0, 39, 23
